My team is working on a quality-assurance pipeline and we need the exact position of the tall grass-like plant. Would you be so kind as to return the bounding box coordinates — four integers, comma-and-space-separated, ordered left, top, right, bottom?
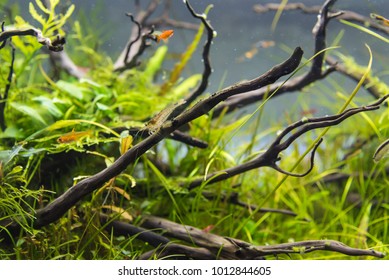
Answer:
0, 0, 388, 260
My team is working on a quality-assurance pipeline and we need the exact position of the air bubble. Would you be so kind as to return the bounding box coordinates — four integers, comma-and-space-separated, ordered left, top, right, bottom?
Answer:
213, 31, 218, 37
183, 0, 186, 3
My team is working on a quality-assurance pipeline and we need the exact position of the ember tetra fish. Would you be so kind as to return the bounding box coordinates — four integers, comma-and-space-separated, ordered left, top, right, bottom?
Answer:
57, 129, 93, 143
155, 30, 174, 43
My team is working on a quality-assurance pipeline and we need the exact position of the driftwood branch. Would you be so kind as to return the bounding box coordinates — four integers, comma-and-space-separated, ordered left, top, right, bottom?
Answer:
0, 40, 15, 131
113, 0, 159, 70
103, 214, 384, 259
326, 56, 384, 100
1, 0, 386, 260
216, 0, 389, 118
115, 126, 208, 149
180, 0, 215, 105
33, 26, 301, 230
114, 13, 155, 72
0, 28, 65, 52
140, 215, 385, 259
100, 214, 216, 260
0, 0, 301, 239
186, 94, 389, 190
147, 0, 199, 31
48, 51, 86, 79
113, 0, 200, 71
253, 2, 389, 35
0, 22, 6, 50
212, 0, 339, 117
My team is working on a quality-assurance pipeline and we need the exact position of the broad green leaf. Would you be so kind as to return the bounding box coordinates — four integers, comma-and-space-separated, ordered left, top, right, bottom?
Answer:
0, 144, 24, 163
33, 96, 63, 118
56, 80, 85, 100
0, 126, 24, 139
10, 102, 48, 125
170, 74, 202, 99
143, 46, 168, 81
96, 102, 110, 111
8, 165, 23, 176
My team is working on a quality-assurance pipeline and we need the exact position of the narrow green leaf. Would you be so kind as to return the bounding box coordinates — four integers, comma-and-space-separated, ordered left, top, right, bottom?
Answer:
62, 4, 75, 21
35, 0, 50, 14
56, 80, 85, 100
171, 74, 202, 98
49, 0, 60, 10
341, 19, 389, 44
29, 3, 46, 26
10, 102, 48, 125
144, 46, 168, 81
33, 96, 63, 118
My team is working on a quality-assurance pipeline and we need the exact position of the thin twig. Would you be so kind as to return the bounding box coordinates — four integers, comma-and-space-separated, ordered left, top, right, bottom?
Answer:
253, 2, 389, 35
0, 22, 6, 50
168, 0, 217, 119
213, 0, 339, 117
123, 13, 142, 65
0, 28, 65, 51
0, 41, 15, 131
113, 0, 159, 70
187, 94, 389, 190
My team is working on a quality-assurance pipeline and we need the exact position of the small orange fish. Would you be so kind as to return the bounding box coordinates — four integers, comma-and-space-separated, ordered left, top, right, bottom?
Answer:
156, 30, 174, 43
202, 225, 215, 233
258, 40, 275, 48
300, 108, 317, 117
57, 128, 92, 144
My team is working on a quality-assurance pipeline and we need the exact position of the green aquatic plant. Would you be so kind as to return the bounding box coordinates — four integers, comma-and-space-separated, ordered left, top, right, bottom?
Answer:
0, 0, 388, 260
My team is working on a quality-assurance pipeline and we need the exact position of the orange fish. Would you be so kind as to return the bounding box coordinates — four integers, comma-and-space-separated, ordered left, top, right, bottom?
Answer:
202, 225, 215, 233
156, 30, 174, 43
299, 108, 317, 117
57, 128, 92, 144
258, 40, 275, 48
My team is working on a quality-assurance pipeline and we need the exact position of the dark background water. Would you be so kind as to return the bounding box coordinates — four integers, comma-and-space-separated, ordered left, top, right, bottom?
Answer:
7, 1, 389, 128
79, 0, 389, 92
9, 1, 389, 86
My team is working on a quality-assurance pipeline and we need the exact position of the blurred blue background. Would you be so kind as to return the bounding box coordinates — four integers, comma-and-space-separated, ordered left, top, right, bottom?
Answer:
7, 1, 389, 126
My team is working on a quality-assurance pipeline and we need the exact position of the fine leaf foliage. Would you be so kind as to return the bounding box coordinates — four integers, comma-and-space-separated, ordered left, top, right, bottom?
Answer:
0, 0, 388, 260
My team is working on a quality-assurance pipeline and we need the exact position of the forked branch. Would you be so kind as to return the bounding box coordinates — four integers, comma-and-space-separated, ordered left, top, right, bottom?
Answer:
0, 27, 65, 51
139, 215, 385, 259
0, 1, 304, 235
213, 0, 339, 117
187, 94, 389, 190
